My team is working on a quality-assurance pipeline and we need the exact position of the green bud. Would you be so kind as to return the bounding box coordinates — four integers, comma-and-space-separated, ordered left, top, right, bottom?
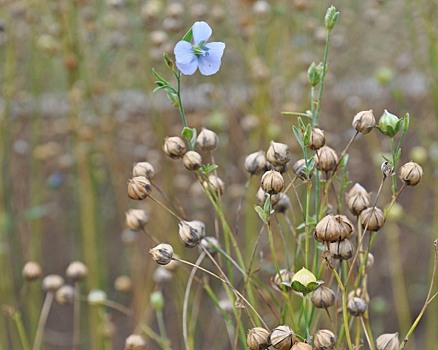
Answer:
325, 6, 339, 31
377, 110, 402, 137
163, 53, 175, 72
307, 62, 323, 87
166, 90, 180, 108
289, 267, 322, 295
150, 290, 164, 311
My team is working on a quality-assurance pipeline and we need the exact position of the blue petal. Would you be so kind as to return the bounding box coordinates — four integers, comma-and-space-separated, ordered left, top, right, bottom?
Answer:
192, 21, 212, 45
198, 42, 225, 76
174, 40, 195, 64
176, 59, 199, 75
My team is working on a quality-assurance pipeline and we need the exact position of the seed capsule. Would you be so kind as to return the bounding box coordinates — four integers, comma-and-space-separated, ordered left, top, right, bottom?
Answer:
273, 193, 291, 213
381, 161, 395, 178
376, 332, 399, 350
55, 285, 74, 305
244, 150, 267, 175
271, 269, 294, 292
132, 161, 155, 179
292, 158, 311, 180
261, 170, 284, 195
360, 207, 385, 231
114, 275, 133, 293
291, 342, 312, 350
127, 176, 152, 200
66, 261, 89, 281
266, 141, 291, 166
347, 296, 368, 316
269, 325, 294, 350
163, 136, 187, 159
352, 110, 375, 134
182, 151, 202, 171
196, 128, 218, 151
178, 220, 206, 248
311, 285, 336, 309
247, 327, 270, 350
347, 191, 370, 216
149, 243, 174, 265
313, 329, 336, 350
314, 214, 343, 242
125, 209, 149, 230
314, 146, 338, 172
42, 275, 64, 292
125, 334, 147, 350
329, 239, 354, 260
23, 261, 43, 282
399, 161, 423, 186
199, 236, 220, 255
204, 175, 225, 196
309, 127, 326, 150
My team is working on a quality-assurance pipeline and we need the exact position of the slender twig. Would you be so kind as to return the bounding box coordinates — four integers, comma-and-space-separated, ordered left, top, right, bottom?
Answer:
32, 291, 54, 350
72, 282, 81, 350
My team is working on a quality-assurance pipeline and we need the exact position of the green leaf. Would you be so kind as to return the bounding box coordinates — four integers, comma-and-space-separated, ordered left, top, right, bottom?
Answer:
255, 205, 268, 224
200, 164, 219, 176
182, 27, 193, 42
292, 125, 304, 150
403, 113, 410, 132
152, 68, 168, 84
263, 196, 271, 216
307, 280, 324, 292
340, 153, 349, 170
303, 123, 312, 147
291, 281, 308, 294
182, 127, 197, 149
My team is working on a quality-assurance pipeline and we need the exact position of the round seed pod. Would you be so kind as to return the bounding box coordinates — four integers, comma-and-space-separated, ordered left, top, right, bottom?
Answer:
114, 275, 133, 293
55, 285, 74, 305
292, 158, 311, 180
346, 183, 370, 216
376, 332, 399, 350
182, 151, 202, 171
124, 334, 147, 350
261, 170, 284, 195
127, 176, 152, 200
266, 141, 291, 166
66, 261, 89, 282
347, 296, 368, 316
314, 214, 343, 242
88, 289, 107, 305
336, 215, 354, 240
271, 269, 294, 292
399, 161, 423, 186
244, 150, 267, 175
149, 243, 174, 265
196, 128, 218, 151
352, 110, 375, 134
329, 239, 354, 260
311, 285, 336, 309
178, 220, 206, 248
348, 288, 370, 304
125, 209, 149, 231
23, 261, 42, 282
360, 207, 385, 231
132, 161, 155, 179
42, 275, 64, 292
309, 127, 326, 150
269, 325, 294, 350
313, 329, 336, 350
163, 136, 187, 159
273, 193, 291, 213
247, 327, 270, 350
291, 342, 312, 350
314, 146, 338, 172
199, 236, 220, 255
204, 175, 225, 196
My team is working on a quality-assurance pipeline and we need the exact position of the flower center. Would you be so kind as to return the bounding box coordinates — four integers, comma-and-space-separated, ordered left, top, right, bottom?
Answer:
193, 41, 209, 57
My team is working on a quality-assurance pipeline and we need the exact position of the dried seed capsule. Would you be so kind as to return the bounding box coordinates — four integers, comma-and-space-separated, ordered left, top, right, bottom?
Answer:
247, 327, 270, 350
352, 110, 375, 134
376, 332, 399, 350
55, 285, 74, 305
314, 214, 343, 242
125, 334, 147, 350
256, 187, 269, 206
309, 127, 326, 150
266, 141, 291, 166
196, 128, 218, 151
347, 296, 368, 316
182, 151, 202, 171
314, 146, 338, 172
291, 341, 312, 350
311, 285, 336, 309
292, 158, 310, 180
127, 176, 152, 200
114, 275, 132, 293
381, 161, 395, 178
132, 161, 155, 179
163, 136, 187, 159
199, 236, 220, 255
125, 209, 149, 230
66, 261, 88, 281
269, 325, 294, 350
336, 215, 354, 240
329, 239, 354, 260
244, 150, 267, 175
178, 220, 206, 248
271, 269, 294, 292
346, 183, 371, 216
23, 261, 42, 282
42, 274, 64, 292
204, 175, 225, 196
360, 207, 385, 231
313, 329, 336, 350
348, 288, 370, 304
399, 161, 423, 186
261, 170, 284, 195
149, 243, 174, 265
273, 193, 291, 213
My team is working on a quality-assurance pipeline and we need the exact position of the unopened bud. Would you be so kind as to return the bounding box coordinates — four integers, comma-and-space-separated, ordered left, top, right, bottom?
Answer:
247, 327, 270, 350
329, 239, 354, 260
23, 261, 42, 282
196, 128, 218, 151
269, 325, 294, 350
125, 334, 147, 350
311, 285, 336, 309
315, 146, 338, 172
150, 290, 164, 311
261, 170, 284, 194
42, 274, 64, 292
149, 243, 174, 265
182, 151, 202, 171
377, 110, 401, 137
266, 141, 291, 166
347, 296, 368, 316
66, 261, 88, 281
244, 150, 267, 175
309, 128, 326, 150
313, 329, 336, 350
352, 110, 375, 134
399, 161, 423, 186
325, 5, 339, 30
178, 220, 205, 248
125, 209, 149, 230
360, 207, 385, 231
163, 52, 175, 71
271, 269, 294, 292
55, 285, 74, 305
307, 62, 323, 87
163, 136, 187, 159
132, 162, 155, 179
376, 332, 399, 350
127, 176, 152, 200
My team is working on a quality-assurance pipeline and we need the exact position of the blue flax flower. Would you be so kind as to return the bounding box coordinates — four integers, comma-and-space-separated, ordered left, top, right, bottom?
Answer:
174, 21, 225, 76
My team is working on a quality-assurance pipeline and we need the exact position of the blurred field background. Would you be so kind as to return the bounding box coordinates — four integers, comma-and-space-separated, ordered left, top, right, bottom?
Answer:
1, 0, 438, 349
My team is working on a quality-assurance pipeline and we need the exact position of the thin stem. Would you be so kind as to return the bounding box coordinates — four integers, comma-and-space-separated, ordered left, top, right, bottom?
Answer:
175, 71, 188, 129
156, 309, 170, 350
150, 194, 184, 222
72, 282, 81, 350
32, 291, 54, 350
360, 316, 375, 350
11, 311, 30, 350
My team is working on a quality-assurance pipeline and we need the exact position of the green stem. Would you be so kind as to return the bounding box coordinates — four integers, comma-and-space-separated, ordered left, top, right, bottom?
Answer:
332, 268, 353, 350
32, 292, 54, 350
12, 312, 30, 350
175, 71, 188, 129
